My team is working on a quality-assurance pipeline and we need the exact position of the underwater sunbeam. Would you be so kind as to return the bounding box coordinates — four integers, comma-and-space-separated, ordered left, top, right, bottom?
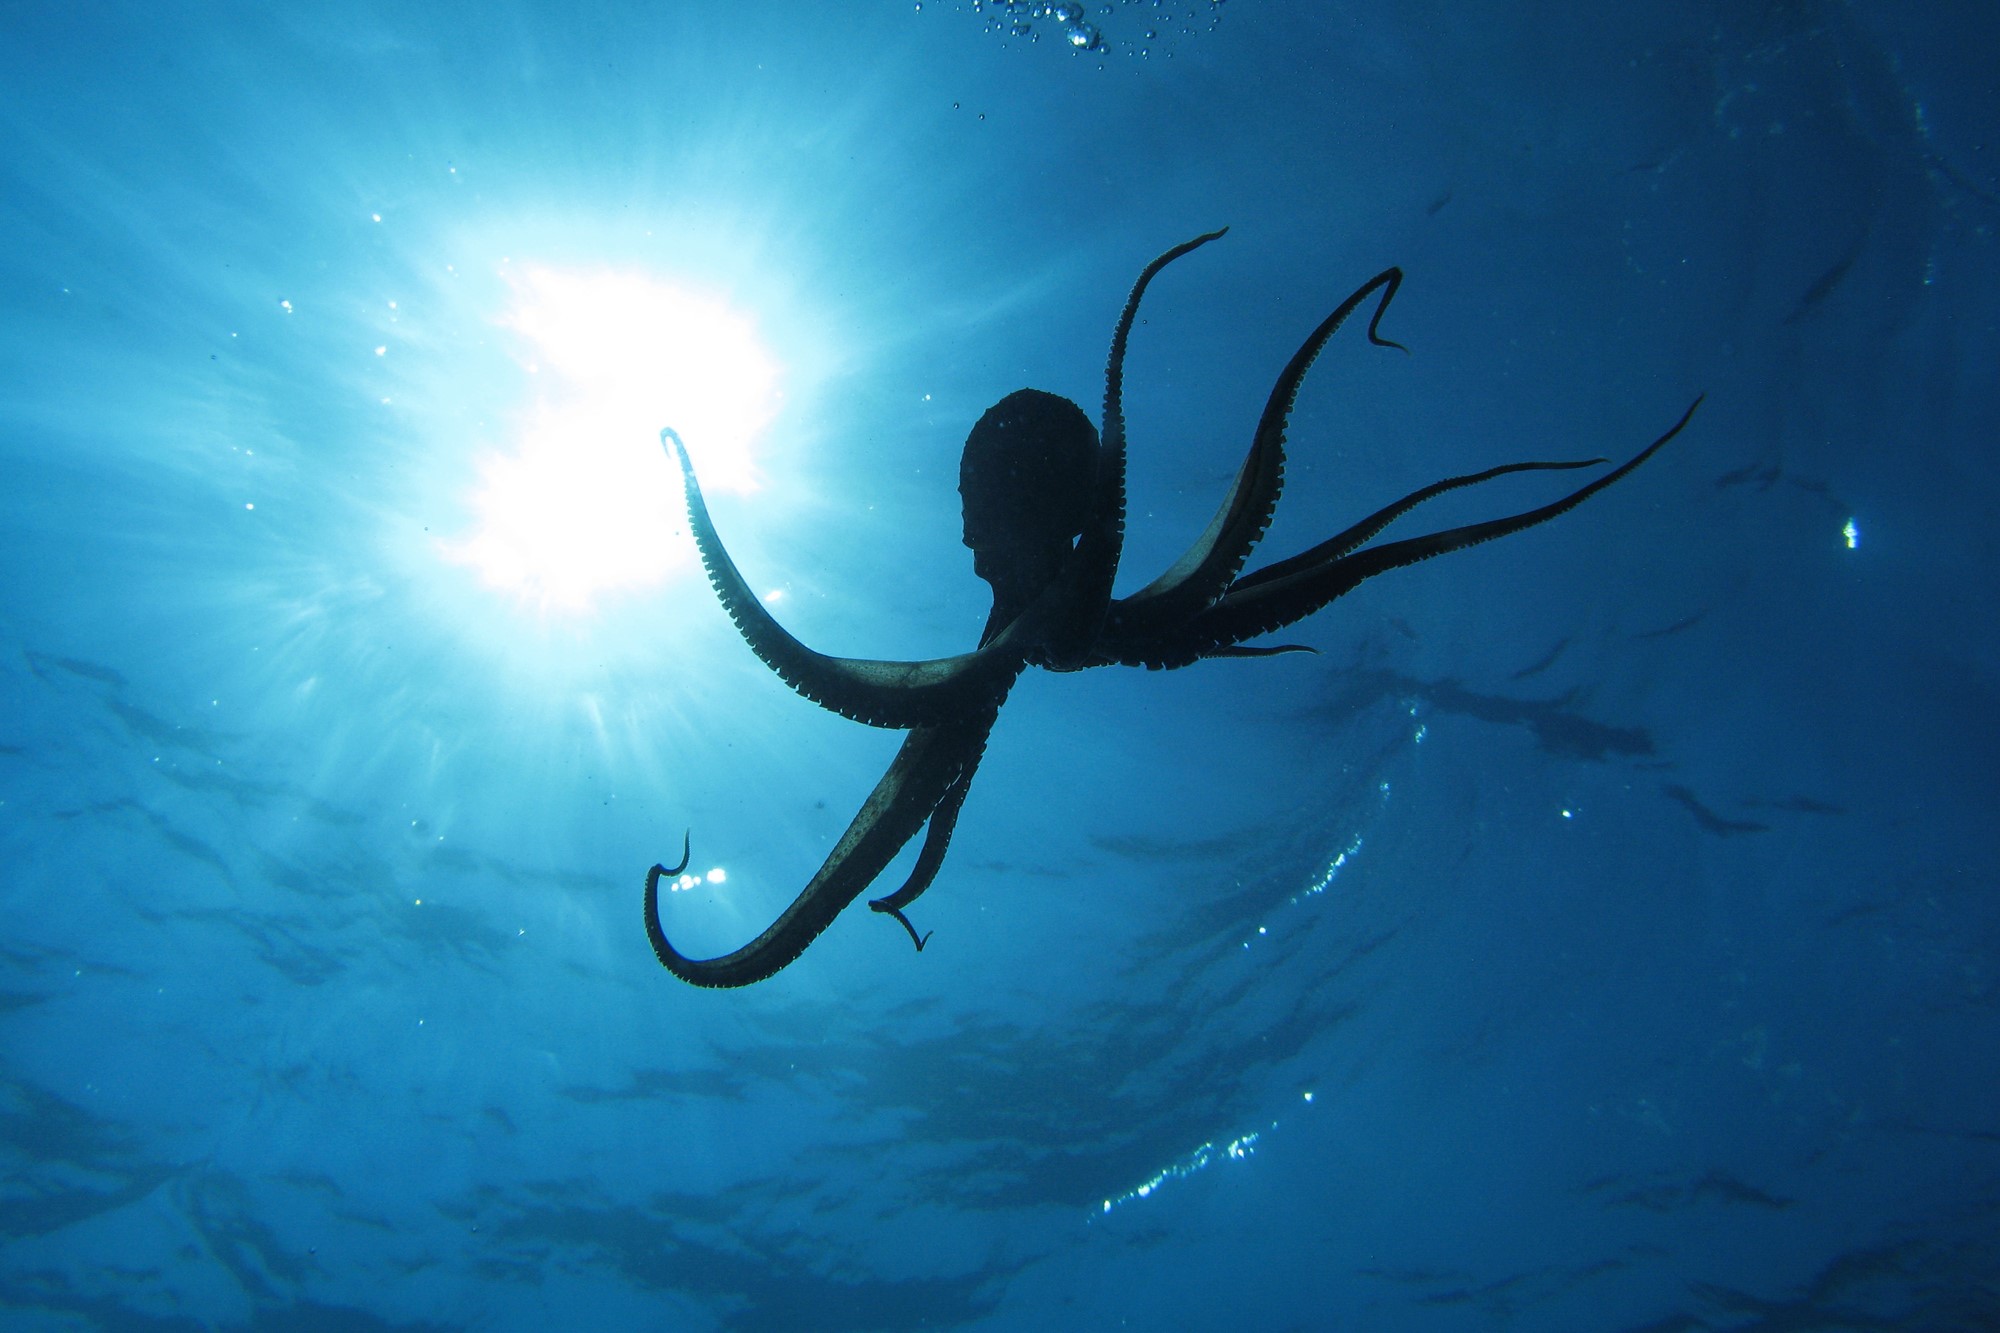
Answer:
444, 263, 781, 612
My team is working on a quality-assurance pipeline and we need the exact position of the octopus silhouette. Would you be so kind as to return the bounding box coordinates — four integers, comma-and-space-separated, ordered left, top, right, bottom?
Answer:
647, 228, 1698, 987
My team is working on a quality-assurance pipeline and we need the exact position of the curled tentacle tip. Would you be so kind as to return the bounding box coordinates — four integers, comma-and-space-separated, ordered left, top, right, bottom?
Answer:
654, 830, 691, 877
871, 900, 933, 953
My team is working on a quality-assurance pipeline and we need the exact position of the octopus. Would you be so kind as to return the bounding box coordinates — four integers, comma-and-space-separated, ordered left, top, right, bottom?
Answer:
646, 228, 1699, 987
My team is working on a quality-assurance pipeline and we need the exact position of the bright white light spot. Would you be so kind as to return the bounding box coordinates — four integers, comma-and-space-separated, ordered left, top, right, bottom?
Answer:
762, 588, 785, 604
1561, 808, 1573, 819
1843, 518, 1860, 550
1302, 1091, 1313, 1102
279, 299, 293, 313
372, 212, 383, 222
1300, 840, 1359, 898
244, 502, 255, 511
705, 867, 727, 884
1099, 1126, 1268, 1216
374, 345, 387, 357
443, 265, 781, 611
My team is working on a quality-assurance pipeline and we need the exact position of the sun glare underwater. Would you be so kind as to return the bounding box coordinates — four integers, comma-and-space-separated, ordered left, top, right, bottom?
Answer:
448, 263, 782, 613
300, 196, 860, 720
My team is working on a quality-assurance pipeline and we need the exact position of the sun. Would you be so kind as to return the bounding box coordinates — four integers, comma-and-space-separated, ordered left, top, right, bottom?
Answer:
444, 264, 781, 612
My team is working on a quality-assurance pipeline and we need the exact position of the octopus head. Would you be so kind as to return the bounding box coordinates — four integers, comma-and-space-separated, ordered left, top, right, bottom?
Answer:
958, 388, 1099, 618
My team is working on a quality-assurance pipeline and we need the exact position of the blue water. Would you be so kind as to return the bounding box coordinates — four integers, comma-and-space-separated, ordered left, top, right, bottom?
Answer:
5, 3, 1997, 1329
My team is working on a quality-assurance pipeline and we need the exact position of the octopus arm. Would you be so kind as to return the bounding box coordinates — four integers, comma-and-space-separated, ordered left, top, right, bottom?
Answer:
1107, 398, 1701, 666
664, 428, 1023, 728
1112, 265, 1408, 640
866, 758, 980, 951
1190, 398, 1703, 650
1040, 229, 1231, 668
870, 760, 975, 918
1225, 457, 1608, 596
646, 709, 998, 988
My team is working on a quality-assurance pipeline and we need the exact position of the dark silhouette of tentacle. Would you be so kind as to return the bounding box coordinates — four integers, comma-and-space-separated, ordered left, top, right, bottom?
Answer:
1225, 458, 1605, 596
878, 906, 932, 952
664, 428, 1026, 727
1112, 267, 1407, 641
652, 830, 692, 878
1094, 459, 1609, 667
1204, 642, 1317, 659
1171, 397, 1703, 658
1039, 229, 1230, 670
864, 758, 977, 953
645, 708, 999, 988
